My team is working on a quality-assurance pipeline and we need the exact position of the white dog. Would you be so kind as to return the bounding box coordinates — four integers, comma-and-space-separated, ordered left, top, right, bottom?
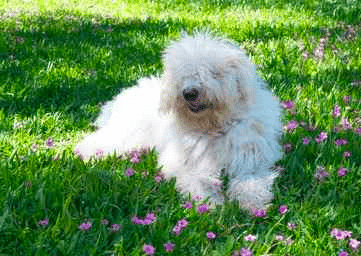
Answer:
75, 32, 283, 210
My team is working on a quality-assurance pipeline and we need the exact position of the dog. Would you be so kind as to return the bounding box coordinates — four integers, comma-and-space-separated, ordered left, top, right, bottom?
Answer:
75, 32, 283, 210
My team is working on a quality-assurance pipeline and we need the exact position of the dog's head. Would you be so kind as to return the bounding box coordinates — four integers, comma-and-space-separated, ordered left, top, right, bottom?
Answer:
160, 32, 257, 132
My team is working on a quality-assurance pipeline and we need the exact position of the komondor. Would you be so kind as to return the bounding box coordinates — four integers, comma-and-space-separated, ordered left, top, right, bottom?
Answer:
75, 32, 283, 210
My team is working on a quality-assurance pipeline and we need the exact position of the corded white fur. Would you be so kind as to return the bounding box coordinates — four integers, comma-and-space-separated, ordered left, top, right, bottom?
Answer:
75, 32, 283, 210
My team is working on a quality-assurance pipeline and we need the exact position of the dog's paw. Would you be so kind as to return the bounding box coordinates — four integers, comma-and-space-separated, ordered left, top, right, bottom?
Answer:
228, 174, 275, 211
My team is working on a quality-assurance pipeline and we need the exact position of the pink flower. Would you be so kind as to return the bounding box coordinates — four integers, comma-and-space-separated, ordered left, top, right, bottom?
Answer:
343, 96, 351, 104
314, 46, 324, 59
303, 137, 311, 145
132, 213, 156, 225
333, 105, 341, 118
244, 234, 256, 242
315, 167, 330, 181
355, 127, 361, 135
177, 219, 189, 228
38, 218, 49, 227
100, 218, 109, 225
131, 216, 144, 225
279, 205, 288, 215
193, 194, 203, 201
343, 230, 352, 238
240, 247, 252, 256
96, 149, 104, 158
207, 231, 216, 239
31, 143, 38, 152
143, 213, 156, 224
252, 208, 267, 217
285, 239, 294, 245
287, 223, 297, 230
338, 251, 349, 256
145, 213, 156, 221
130, 156, 140, 163
172, 225, 182, 235
282, 100, 295, 110
154, 175, 163, 183
109, 224, 121, 232
163, 242, 175, 252
275, 235, 285, 241
342, 118, 351, 130
349, 239, 360, 250
75, 148, 83, 159
335, 139, 348, 146
143, 244, 155, 255
338, 167, 347, 176
46, 137, 54, 148
197, 204, 209, 214
331, 228, 352, 240
334, 126, 341, 133
315, 132, 328, 143
182, 202, 193, 209
79, 221, 92, 231
212, 181, 221, 189
343, 151, 351, 158
125, 168, 134, 177
302, 51, 309, 59
129, 150, 141, 163
131, 150, 141, 158
172, 219, 188, 235
286, 120, 298, 132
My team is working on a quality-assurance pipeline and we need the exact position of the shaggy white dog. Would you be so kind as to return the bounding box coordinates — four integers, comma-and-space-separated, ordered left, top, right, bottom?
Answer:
75, 32, 283, 210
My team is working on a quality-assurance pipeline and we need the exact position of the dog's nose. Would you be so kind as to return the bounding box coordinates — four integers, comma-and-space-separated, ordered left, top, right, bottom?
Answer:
183, 88, 199, 102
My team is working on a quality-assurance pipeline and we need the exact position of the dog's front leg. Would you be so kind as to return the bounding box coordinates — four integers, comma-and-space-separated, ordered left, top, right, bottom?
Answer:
227, 171, 276, 211
160, 144, 224, 204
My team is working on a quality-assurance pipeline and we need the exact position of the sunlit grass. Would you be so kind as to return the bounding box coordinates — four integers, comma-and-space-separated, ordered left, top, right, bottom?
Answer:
0, 0, 360, 255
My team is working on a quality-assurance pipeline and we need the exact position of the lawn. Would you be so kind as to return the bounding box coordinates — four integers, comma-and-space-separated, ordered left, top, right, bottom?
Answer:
0, 0, 360, 255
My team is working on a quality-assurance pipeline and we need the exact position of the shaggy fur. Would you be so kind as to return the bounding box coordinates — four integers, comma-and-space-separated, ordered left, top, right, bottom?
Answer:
75, 32, 283, 210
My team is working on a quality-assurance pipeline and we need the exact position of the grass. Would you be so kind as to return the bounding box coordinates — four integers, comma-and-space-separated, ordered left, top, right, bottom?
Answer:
0, 0, 360, 255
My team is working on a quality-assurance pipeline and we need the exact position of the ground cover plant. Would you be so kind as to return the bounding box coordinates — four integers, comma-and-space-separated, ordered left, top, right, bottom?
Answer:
0, 0, 360, 255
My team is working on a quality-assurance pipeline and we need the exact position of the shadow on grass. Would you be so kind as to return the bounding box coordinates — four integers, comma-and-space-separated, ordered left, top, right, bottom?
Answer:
190, 0, 360, 24
1, 6, 359, 127
0, 11, 183, 128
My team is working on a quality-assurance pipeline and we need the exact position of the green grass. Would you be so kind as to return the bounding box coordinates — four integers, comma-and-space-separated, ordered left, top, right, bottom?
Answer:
0, 0, 360, 255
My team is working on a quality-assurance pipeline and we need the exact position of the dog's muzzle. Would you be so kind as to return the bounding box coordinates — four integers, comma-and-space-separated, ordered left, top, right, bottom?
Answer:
183, 87, 208, 113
